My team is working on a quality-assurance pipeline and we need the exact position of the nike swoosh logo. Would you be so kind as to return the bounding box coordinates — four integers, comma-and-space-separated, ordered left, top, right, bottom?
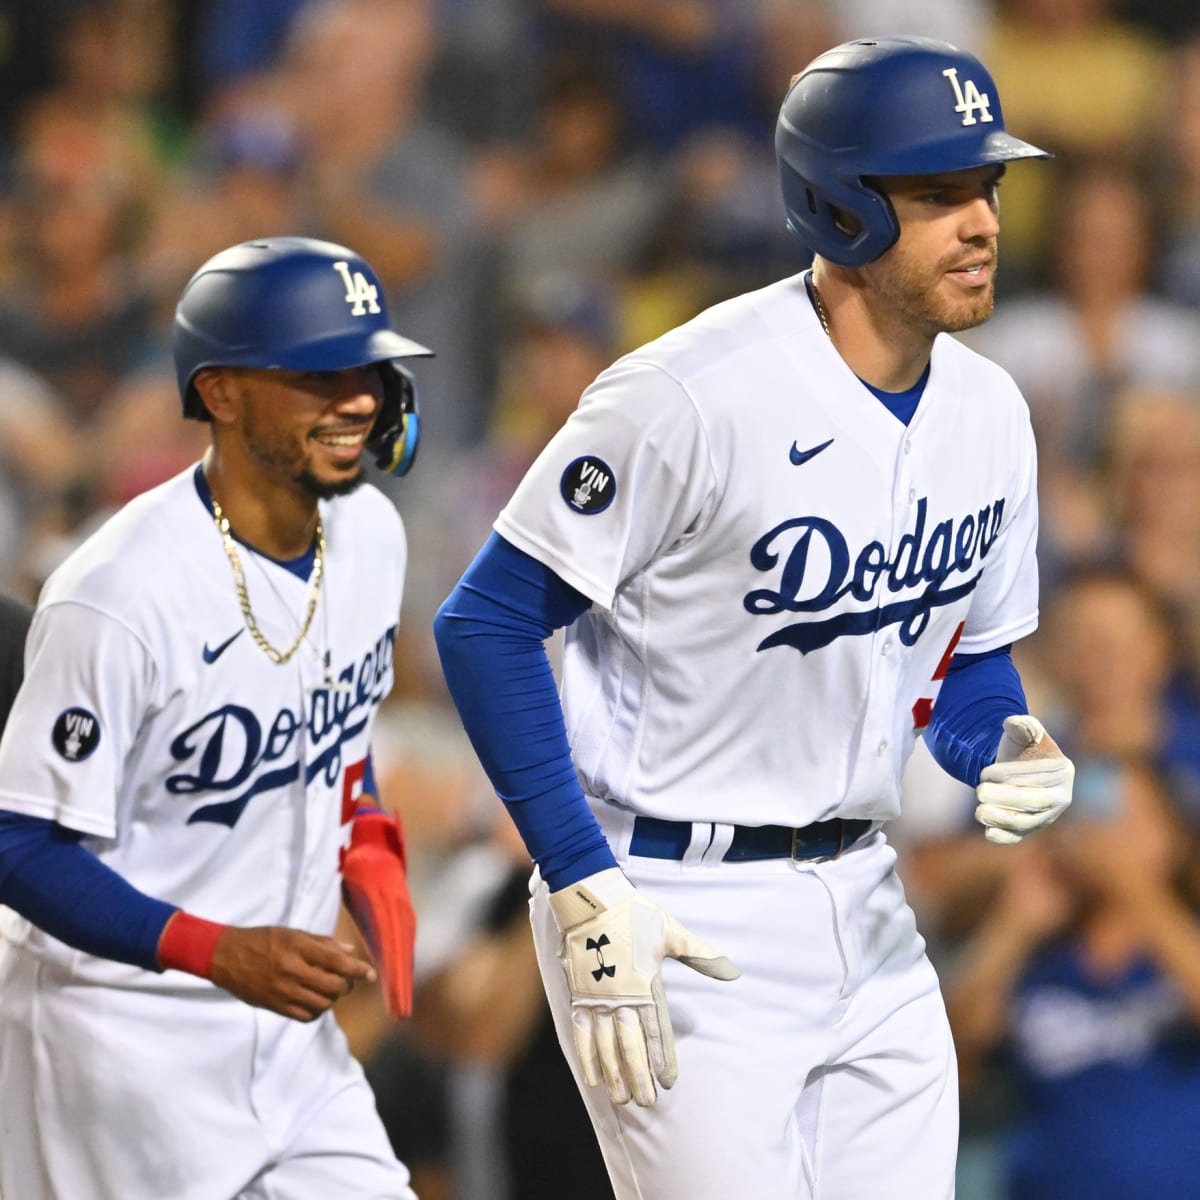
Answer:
202, 629, 244, 664
789, 437, 834, 466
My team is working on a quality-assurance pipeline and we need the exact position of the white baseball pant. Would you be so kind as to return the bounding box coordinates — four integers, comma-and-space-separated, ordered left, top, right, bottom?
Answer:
0, 944, 415, 1200
529, 829, 958, 1199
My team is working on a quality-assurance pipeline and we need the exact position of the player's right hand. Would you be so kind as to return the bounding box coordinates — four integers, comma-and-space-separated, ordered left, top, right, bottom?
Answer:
549, 868, 740, 1108
209, 926, 377, 1022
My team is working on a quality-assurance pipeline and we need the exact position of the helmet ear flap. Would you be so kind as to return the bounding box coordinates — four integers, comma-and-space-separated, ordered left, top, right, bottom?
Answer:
368, 361, 421, 476
778, 159, 899, 267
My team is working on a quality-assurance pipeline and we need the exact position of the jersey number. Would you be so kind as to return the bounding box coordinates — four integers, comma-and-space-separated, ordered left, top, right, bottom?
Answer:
912, 621, 964, 730
341, 756, 367, 825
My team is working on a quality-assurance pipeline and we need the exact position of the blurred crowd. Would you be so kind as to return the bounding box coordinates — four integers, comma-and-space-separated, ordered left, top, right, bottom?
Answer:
1, 0, 1200, 1197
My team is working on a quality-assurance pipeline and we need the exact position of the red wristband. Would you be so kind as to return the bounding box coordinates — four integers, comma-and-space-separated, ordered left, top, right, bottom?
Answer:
157, 911, 228, 979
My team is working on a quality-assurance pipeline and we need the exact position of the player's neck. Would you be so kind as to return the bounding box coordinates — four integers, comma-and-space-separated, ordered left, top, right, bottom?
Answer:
810, 269, 934, 392
202, 453, 320, 560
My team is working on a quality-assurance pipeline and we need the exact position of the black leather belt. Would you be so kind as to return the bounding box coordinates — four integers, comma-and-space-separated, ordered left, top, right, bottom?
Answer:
628, 815, 873, 863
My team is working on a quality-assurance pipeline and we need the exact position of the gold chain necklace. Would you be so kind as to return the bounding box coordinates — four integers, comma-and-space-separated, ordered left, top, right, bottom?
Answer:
809, 275, 832, 338
209, 491, 324, 665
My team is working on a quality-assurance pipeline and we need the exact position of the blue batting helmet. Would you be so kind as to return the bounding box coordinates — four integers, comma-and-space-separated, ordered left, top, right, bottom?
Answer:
173, 237, 432, 476
776, 36, 1051, 268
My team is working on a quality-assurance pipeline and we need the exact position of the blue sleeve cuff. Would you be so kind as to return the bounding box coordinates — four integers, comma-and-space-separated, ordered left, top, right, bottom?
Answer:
925, 646, 1027, 787
434, 533, 618, 890
0, 812, 176, 970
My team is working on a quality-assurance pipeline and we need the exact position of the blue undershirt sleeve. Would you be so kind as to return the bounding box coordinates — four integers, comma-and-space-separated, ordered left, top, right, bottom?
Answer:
434, 532, 617, 891
353, 749, 386, 816
925, 645, 1027, 787
0, 811, 177, 970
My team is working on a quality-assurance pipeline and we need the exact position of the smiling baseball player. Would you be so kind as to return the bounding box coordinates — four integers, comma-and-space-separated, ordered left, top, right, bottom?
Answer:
435, 37, 1075, 1200
0, 238, 427, 1200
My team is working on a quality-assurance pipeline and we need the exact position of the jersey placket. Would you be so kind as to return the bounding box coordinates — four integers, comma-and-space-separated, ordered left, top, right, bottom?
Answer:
249, 548, 334, 929
858, 430, 918, 799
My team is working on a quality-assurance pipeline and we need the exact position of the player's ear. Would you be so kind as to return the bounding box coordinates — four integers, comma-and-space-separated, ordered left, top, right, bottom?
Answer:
829, 202, 863, 237
192, 368, 237, 425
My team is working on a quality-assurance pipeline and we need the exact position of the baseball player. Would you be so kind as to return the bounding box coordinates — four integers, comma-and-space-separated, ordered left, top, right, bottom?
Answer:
435, 37, 1075, 1200
0, 238, 427, 1200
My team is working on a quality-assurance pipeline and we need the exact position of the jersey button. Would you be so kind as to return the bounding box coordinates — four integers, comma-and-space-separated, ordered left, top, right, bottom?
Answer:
908, 487, 917, 503
881, 639, 893, 655
878, 740, 889, 755
903, 441, 912, 455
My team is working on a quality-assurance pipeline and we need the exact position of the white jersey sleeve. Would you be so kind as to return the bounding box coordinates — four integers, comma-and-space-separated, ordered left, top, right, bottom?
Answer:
0, 602, 159, 837
954, 389, 1040, 655
494, 360, 717, 612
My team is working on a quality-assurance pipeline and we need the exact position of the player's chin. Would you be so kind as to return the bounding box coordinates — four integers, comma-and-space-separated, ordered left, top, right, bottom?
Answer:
937, 288, 995, 333
298, 462, 368, 499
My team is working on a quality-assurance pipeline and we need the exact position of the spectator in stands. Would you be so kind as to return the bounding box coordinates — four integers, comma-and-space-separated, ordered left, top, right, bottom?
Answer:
279, 0, 496, 451
982, 0, 1166, 280
495, 55, 665, 307
947, 757, 1200, 1200
963, 164, 1200, 585
1105, 386, 1200, 689
0, 358, 86, 594
0, 100, 160, 419
1156, 36, 1200, 306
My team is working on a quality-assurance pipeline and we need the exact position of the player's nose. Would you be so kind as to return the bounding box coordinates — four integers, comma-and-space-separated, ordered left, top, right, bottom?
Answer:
328, 367, 384, 416
961, 192, 1000, 242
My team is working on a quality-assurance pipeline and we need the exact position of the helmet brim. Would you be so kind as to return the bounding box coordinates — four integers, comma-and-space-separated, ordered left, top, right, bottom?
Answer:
854, 130, 1052, 180
250, 328, 435, 372
179, 329, 435, 419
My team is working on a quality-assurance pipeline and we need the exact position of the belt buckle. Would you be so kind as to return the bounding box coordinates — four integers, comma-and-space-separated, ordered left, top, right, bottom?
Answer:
790, 824, 824, 862
790, 820, 846, 863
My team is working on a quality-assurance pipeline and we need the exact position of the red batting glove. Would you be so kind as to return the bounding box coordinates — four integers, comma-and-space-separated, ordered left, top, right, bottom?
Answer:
340, 805, 417, 1018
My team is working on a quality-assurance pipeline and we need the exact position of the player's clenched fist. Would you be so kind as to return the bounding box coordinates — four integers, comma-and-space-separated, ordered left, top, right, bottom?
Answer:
210, 927, 378, 1021
549, 868, 740, 1108
159, 916, 378, 1022
975, 715, 1075, 845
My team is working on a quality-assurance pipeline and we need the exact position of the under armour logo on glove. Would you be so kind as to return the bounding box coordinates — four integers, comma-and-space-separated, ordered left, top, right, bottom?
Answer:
588, 933, 616, 981
551, 868, 740, 1108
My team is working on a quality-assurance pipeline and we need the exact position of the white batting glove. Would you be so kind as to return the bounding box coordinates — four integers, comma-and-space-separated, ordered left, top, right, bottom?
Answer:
975, 715, 1075, 845
549, 867, 740, 1108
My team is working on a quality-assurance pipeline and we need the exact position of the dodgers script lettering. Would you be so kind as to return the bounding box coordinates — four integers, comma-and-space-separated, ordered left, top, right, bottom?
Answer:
744, 497, 1004, 654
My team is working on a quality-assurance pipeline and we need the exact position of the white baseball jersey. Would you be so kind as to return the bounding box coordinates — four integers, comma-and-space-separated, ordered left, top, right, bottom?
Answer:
496, 272, 1039, 826
0, 465, 404, 980
0, 465, 414, 1200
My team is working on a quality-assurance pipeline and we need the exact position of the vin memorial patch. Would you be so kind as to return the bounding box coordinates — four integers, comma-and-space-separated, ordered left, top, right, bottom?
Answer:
560, 457, 616, 514
52, 707, 101, 762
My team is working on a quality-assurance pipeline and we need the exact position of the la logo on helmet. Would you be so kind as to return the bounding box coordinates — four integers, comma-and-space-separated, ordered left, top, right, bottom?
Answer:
332, 260, 382, 316
942, 67, 992, 126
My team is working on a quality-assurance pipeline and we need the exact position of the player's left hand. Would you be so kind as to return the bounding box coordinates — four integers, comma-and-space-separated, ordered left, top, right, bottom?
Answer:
549, 868, 740, 1108
974, 715, 1074, 845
